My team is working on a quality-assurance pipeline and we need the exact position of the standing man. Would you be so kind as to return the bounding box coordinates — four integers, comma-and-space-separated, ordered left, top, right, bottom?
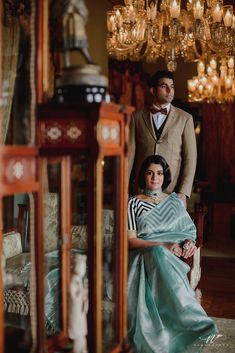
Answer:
128, 70, 197, 206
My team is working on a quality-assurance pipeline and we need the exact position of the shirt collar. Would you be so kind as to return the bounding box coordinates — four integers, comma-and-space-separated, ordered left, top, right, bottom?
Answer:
152, 103, 171, 115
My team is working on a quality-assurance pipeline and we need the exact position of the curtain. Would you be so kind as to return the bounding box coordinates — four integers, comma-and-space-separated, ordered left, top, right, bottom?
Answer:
1, 8, 20, 144
108, 59, 149, 109
202, 103, 235, 191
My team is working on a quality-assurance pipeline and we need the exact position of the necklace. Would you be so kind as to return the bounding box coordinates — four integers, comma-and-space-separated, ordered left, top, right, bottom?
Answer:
143, 189, 163, 203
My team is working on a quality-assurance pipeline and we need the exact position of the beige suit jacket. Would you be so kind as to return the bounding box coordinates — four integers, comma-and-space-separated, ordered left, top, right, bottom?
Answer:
128, 105, 197, 197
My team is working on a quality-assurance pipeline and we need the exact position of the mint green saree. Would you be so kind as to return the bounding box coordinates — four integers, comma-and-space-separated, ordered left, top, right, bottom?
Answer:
128, 193, 217, 353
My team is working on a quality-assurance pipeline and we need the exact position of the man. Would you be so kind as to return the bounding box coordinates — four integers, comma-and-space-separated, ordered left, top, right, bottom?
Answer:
128, 70, 197, 206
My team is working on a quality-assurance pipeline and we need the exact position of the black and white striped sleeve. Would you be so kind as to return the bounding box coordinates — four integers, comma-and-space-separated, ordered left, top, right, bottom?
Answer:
128, 197, 137, 231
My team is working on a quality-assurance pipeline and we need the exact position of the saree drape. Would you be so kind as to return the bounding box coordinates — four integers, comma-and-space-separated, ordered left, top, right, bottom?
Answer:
128, 193, 217, 353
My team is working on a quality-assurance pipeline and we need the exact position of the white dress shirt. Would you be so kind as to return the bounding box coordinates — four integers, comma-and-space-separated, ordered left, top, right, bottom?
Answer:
152, 103, 171, 130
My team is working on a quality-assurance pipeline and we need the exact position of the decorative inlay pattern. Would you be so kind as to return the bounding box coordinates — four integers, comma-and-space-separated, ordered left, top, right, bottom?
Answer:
2, 156, 36, 184
101, 122, 120, 145
46, 125, 62, 141
39, 121, 86, 146
12, 161, 24, 179
66, 126, 82, 140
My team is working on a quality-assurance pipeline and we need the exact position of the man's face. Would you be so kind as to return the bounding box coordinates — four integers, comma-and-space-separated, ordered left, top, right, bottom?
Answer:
151, 77, 174, 105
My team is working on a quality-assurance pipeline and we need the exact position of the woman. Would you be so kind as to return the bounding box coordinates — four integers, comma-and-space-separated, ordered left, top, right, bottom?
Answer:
127, 155, 217, 353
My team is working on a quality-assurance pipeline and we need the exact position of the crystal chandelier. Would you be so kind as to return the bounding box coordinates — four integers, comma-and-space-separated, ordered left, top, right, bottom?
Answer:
106, 0, 235, 71
187, 56, 235, 103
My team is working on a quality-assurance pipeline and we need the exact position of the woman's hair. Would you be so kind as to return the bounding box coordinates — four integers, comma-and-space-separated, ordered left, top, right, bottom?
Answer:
138, 155, 172, 190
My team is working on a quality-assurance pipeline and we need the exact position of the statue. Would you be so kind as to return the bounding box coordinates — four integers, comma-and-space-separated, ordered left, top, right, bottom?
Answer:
51, 0, 108, 103
62, 0, 93, 67
68, 254, 88, 353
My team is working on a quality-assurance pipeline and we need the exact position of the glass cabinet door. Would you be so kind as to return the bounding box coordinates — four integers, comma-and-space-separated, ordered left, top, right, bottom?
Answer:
102, 156, 120, 352
42, 160, 62, 337
2, 193, 36, 353
40, 155, 71, 348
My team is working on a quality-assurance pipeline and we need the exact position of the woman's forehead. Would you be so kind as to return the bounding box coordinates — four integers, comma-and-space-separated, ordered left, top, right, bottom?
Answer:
146, 163, 163, 171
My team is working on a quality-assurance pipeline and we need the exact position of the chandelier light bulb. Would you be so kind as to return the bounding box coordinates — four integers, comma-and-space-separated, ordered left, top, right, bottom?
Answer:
225, 76, 232, 89
197, 60, 205, 75
193, 0, 204, 20
211, 74, 219, 85
228, 57, 234, 69
170, 0, 181, 19
223, 6, 233, 28
187, 79, 196, 92
201, 75, 208, 86
198, 84, 204, 93
212, 3, 223, 23
209, 58, 217, 70
207, 83, 213, 93
207, 66, 213, 75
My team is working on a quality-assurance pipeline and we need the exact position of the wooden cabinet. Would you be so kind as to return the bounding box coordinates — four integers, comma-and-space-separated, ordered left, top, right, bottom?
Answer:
37, 102, 133, 353
0, 146, 44, 353
0, 2, 133, 351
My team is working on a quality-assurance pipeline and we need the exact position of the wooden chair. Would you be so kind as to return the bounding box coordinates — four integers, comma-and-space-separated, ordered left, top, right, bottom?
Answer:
185, 211, 206, 301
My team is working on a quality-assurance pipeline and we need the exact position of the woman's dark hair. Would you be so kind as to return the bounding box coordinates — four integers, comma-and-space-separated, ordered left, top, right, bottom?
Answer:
138, 155, 171, 190
149, 70, 174, 88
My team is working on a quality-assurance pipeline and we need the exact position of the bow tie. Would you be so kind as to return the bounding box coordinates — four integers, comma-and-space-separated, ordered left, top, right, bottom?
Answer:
150, 107, 168, 115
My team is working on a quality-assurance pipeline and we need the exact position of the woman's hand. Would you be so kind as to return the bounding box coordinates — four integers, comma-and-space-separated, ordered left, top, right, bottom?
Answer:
163, 243, 183, 257
182, 240, 195, 259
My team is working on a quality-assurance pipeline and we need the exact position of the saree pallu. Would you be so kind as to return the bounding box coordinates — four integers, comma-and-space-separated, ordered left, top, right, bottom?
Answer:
128, 193, 217, 353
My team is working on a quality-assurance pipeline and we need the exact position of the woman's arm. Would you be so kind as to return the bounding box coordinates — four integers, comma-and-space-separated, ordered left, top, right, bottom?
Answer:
128, 235, 183, 257
128, 237, 163, 249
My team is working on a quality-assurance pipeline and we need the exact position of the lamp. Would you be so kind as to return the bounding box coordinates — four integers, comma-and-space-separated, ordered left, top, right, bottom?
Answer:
106, 0, 235, 71
187, 56, 235, 103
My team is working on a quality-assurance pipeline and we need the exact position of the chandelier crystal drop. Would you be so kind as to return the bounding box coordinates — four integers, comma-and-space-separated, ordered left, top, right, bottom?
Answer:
187, 56, 235, 103
106, 0, 235, 71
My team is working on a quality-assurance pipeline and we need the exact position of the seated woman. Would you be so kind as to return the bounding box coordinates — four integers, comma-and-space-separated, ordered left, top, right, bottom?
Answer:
127, 155, 217, 353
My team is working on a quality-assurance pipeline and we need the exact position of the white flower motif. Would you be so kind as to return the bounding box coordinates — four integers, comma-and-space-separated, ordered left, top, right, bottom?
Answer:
47, 126, 62, 140
66, 126, 82, 140
13, 161, 24, 179
110, 126, 119, 140
102, 126, 110, 140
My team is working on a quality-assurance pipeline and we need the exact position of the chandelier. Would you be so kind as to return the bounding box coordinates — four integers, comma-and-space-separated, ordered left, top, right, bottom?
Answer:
106, 0, 235, 71
187, 56, 235, 103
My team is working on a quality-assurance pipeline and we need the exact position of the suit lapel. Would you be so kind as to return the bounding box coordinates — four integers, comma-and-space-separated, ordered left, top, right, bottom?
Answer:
160, 105, 178, 140
142, 110, 157, 141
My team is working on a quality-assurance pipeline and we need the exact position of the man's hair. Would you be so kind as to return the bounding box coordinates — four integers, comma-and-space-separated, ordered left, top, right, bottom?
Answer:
149, 70, 174, 88
138, 155, 172, 190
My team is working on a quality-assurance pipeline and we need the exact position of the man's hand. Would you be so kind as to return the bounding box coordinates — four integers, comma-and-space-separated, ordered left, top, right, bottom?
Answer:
177, 192, 187, 207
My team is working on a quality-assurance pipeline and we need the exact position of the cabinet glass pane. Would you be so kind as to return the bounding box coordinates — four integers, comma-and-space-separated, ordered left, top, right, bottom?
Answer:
102, 156, 120, 351
2, 193, 33, 352
71, 155, 88, 255
69, 155, 89, 347
43, 162, 62, 336
1, 1, 32, 145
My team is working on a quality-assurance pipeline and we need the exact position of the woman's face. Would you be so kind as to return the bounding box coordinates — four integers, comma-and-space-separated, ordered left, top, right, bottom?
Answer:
144, 163, 164, 191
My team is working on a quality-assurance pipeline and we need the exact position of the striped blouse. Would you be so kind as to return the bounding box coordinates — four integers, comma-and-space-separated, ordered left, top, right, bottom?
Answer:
128, 196, 156, 232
